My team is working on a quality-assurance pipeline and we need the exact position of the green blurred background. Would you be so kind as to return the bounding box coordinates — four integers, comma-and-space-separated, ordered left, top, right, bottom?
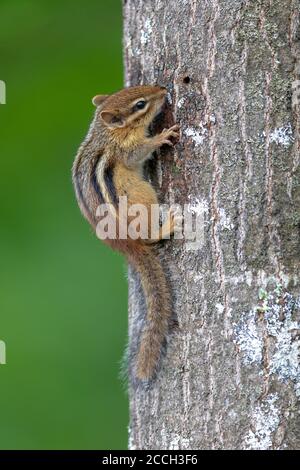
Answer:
0, 0, 128, 449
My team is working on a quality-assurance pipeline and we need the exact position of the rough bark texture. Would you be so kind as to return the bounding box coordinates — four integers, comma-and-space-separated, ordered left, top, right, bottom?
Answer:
124, 0, 300, 450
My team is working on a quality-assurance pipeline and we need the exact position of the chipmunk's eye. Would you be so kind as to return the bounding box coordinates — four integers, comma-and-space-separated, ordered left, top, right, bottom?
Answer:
133, 100, 146, 112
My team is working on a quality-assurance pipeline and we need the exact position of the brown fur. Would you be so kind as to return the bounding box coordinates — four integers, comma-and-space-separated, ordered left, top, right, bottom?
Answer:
128, 245, 172, 380
72, 85, 180, 382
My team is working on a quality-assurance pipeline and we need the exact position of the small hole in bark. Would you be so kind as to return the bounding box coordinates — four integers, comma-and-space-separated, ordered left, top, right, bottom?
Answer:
183, 76, 190, 84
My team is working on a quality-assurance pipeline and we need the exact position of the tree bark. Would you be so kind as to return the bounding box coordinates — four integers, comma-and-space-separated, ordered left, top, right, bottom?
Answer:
124, 0, 300, 450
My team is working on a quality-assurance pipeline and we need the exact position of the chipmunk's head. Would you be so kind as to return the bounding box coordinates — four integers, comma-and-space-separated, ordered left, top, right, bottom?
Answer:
92, 85, 167, 131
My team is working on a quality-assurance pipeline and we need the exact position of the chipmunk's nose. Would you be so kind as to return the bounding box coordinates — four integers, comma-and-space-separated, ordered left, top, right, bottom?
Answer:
158, 85, 168, 96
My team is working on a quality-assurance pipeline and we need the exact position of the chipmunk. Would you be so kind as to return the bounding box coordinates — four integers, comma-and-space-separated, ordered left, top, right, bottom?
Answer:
72, 85, 180, 383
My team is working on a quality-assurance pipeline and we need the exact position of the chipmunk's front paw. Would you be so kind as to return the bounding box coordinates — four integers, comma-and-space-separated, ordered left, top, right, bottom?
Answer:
156, 124, 180, 147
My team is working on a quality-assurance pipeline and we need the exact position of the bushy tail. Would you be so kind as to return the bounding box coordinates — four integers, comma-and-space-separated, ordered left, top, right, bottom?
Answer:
128, 245, 172, 382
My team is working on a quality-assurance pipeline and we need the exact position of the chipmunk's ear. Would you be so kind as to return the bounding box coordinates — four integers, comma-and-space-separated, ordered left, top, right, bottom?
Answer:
100, 110, 126, 128
92, 94, 109, 107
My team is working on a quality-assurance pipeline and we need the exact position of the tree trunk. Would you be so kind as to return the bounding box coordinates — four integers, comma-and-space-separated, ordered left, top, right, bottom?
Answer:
123, 0, 300, 450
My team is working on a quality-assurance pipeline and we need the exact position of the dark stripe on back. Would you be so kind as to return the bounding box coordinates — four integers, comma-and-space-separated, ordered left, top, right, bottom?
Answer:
91, 154, 105, 205
73, 172, 93, 221
104, 163, 118, 206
